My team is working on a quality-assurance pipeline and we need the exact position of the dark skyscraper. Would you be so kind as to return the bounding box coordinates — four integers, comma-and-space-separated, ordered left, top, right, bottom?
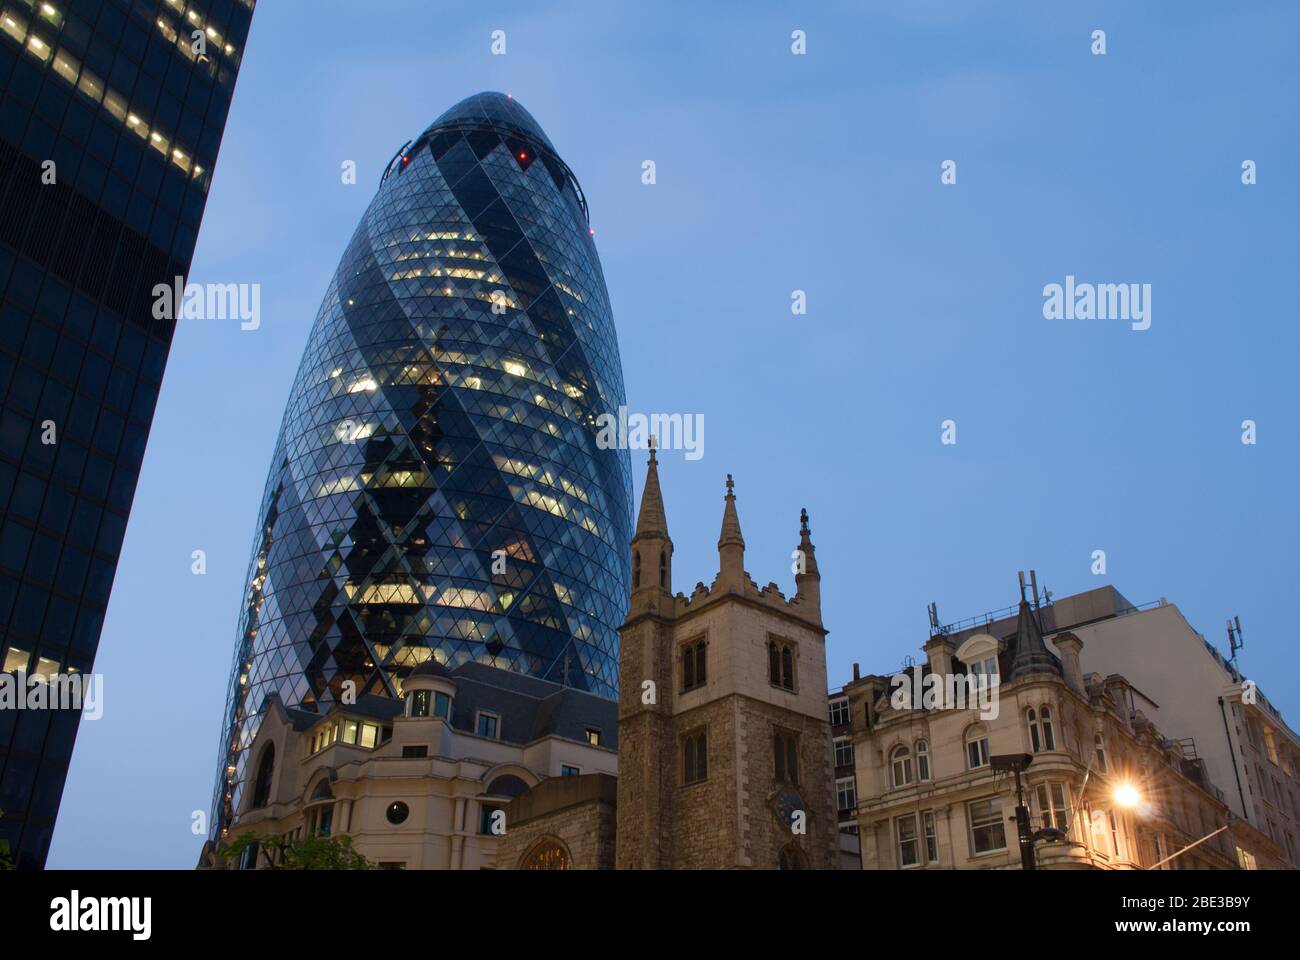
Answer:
213, 92, 633, 835
0, 0, 254, 867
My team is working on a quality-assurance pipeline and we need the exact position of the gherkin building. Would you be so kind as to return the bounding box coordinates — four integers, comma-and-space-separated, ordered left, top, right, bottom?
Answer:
212, 92, 632, 830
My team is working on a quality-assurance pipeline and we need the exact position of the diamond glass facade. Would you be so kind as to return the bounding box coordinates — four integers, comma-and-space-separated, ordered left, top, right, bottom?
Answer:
214, 92, 632, 831
0, 0, 254, 867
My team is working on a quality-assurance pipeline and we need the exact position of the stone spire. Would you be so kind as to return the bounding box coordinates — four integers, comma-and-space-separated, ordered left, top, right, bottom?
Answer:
716, 474, 746, 590
1008, 597, 1061, 681
630, 442, 672, 611
632, 440, 668, 543
793, 507, 821, 618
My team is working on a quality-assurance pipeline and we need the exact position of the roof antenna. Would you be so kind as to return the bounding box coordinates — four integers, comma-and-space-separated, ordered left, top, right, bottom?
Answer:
1227, 616, 1244, 664
1017, 571, 1027, 603
1029, 570, 1040, 609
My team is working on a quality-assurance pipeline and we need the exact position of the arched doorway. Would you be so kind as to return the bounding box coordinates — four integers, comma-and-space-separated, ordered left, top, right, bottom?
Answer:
519, 837, 571, 870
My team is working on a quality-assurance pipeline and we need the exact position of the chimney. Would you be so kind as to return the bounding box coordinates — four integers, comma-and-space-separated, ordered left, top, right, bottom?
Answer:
1052, 631, 1085, 696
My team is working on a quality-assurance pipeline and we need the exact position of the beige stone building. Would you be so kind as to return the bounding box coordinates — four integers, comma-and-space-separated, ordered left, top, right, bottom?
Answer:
844, 583, 1286, 870
213, 658, 617, 869
1061, 589, 1300, 867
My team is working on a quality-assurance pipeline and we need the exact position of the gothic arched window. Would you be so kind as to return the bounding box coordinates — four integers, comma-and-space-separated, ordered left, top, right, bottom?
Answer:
774, 731, 799, 784
519, 838, 571, 871
251, 744, 275, 809
682, 638, 707, 692
778, 845, 806, 870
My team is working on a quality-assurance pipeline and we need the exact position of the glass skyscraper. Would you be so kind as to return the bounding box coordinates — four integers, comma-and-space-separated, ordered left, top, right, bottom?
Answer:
0, 0, 254, 867
213, 92, 632, 833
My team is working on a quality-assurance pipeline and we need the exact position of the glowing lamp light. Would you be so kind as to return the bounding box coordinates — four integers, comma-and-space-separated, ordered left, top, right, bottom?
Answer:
1113, 782, 1141, 808
518, 152, 527, 160
588, 228, 596, 237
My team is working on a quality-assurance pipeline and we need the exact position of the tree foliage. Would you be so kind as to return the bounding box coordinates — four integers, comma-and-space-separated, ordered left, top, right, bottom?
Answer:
221, 831, 374, 870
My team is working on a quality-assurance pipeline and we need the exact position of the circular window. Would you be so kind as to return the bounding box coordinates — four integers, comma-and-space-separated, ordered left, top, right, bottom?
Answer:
386, 801, 410, 825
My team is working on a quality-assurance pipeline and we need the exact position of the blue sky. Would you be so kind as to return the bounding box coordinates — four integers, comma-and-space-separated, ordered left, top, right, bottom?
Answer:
49, 1, 1299, 867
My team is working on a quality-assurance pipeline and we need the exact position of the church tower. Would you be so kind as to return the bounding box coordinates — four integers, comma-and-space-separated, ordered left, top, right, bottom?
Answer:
616, 456, 837, 869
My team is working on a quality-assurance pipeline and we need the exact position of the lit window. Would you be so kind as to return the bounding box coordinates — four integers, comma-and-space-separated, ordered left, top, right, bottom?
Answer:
410, 689, 430, 717
342, 719, 359, 745
585, 728, 601, 746
360, 723, 378, 749
3, 647, 31, 674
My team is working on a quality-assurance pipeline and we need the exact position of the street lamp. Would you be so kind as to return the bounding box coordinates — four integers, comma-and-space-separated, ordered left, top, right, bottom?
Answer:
1107, 782, 1231, 869
1113, 781, 1141, 809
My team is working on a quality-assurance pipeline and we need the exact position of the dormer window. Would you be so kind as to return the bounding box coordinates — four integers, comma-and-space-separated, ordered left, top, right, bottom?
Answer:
956, 633, 1000, 680
476, 711, 500, 739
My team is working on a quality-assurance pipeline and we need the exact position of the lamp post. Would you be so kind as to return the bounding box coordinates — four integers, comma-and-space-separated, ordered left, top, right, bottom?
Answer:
991, 753, 1036, 870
